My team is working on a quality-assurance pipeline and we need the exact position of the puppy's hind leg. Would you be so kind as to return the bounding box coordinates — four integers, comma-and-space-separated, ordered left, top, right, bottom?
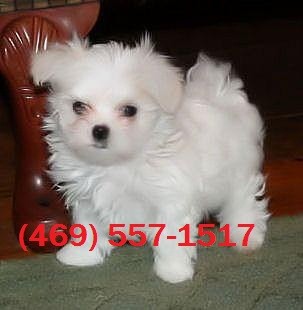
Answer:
56, 201, 114, 266
217, 174, 270, 253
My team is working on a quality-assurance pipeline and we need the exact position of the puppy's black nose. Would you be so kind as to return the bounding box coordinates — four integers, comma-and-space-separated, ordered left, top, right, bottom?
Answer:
92, 125, 109, 141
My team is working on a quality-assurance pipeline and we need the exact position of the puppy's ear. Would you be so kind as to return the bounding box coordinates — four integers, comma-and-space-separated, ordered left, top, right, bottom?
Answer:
137, 36, 184, 114
30, 35, 88, 90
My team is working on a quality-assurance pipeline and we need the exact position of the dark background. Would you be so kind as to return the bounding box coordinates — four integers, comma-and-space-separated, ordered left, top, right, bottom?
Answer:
88, 0, 303, 161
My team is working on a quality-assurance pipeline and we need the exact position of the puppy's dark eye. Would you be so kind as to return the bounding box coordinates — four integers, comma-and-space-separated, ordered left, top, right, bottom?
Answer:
41, 82, 53, 92
121, 105, 137, 117
73, 101, 88, 115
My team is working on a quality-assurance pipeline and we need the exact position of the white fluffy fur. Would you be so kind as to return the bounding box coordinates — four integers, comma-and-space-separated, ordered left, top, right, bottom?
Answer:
31, 37, 269, 283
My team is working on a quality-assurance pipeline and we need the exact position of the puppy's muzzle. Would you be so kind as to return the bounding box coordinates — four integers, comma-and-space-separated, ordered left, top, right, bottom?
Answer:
92, 125, 109, 147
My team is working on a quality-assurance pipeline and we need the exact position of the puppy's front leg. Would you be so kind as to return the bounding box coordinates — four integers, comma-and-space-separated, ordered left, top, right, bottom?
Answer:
150, 215, 197, 283
56, 200, 113, 266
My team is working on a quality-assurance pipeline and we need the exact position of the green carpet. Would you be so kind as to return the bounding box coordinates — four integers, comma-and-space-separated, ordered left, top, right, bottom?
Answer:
1, 215, 303, 310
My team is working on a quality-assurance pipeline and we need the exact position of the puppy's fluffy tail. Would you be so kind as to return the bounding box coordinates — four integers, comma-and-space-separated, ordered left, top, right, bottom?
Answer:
184, 53, 265, 143
185, 53, 246, 106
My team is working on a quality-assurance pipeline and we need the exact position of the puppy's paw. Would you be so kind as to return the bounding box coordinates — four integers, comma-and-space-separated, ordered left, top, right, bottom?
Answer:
56, 243, 103, 266
233, 227, 265, 254
154, 259, 194, 283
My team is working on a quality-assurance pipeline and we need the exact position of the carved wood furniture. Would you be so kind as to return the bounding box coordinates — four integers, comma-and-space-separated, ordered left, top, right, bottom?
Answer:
0, 0, 100, 252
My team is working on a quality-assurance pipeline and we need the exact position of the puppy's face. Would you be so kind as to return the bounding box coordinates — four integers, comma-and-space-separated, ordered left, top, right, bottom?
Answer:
48, 70, 162, 166
31, 38, 183, 166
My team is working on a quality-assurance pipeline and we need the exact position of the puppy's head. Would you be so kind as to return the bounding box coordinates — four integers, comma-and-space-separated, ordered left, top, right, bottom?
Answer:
31, 36, 183, 166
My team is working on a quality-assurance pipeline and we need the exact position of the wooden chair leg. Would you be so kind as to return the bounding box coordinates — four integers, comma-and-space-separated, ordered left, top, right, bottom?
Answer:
0, 2, 100, 252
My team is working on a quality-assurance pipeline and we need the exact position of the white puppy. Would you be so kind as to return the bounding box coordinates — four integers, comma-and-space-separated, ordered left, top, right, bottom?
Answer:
31, 36, 269, 283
